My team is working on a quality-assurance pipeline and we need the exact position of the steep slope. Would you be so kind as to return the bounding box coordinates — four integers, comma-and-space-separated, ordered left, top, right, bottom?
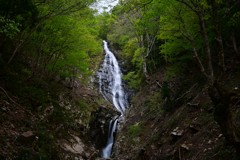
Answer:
112, 65, 240, 159
0, 48, 120, 159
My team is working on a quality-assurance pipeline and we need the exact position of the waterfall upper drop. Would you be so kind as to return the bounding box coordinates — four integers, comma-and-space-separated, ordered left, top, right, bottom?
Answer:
95, 40, 129, 158
96, 40, 129, 115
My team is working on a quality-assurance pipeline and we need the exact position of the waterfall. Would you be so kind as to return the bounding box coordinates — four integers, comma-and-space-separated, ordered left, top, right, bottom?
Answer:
96, 40, 129, 158
102, 119, 118, 158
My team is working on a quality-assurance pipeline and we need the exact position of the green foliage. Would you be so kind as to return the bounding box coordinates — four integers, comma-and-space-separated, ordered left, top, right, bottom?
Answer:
161, 84, 172, 99
34, 130, 56, 158
122, 71, 143, 90
0, 16, 21, 39
164, 65, 181, 80
128, 122, 143, 139
105, 0, 240, 156
0, 1, 102, 158
96, 11, 115, 40
227, 11, 240, 27
122, 39, 138, 59
0, 0, 102, 83
26, 87, 47, 103
156, 1, 203, 80
132, 48, 144, 67
0, 0, 39, 27
145, 91, 163, 115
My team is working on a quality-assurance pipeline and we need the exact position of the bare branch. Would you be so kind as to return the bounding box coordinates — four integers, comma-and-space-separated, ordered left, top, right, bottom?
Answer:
7, 1, 88, 64
223, 0, 240, 18
156, 80, 162, 88
0, 86, 27, 112
8, 17, 47, 64
176, 0, 198, 14
175, 83, 197, 102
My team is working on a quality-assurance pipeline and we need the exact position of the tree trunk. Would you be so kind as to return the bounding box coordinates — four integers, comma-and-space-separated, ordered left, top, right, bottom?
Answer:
209, 82, 240, 155
211, 0, 226, 71
198, 9, 214, 85
177, 0, 240, 156
142, 57, 150, 80
232, 30, 240, 60
164, 39, 168, 66
7, 17, 46, 64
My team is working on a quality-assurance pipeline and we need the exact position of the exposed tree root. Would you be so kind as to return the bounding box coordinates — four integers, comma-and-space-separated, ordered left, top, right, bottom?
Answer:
0, 86, 27, 112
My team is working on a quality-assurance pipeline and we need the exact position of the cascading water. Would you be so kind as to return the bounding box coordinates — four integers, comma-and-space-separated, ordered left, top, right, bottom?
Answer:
95, 40, 129, 158
102, 119, 118, 158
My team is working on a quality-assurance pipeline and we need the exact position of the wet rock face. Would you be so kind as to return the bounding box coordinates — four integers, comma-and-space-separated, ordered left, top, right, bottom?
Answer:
93, 41, 134, 158
94, 41, 134, 113
89, 106, 121, 150
60, 135, 98, 160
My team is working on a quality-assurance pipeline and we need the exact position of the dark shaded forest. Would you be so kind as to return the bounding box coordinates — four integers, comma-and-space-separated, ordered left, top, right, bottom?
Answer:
1, 0, 240, 159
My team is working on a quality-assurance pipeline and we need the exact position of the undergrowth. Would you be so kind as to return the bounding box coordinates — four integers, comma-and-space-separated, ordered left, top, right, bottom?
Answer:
128, 122, 143, 139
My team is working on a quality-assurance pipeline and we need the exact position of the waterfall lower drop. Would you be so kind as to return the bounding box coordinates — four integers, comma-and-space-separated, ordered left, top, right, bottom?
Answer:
96, 40, 129, 158
102, 119, 118, 158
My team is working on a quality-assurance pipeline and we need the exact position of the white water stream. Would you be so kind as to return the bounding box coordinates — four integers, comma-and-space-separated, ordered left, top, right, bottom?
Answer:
96, 40, 129, 158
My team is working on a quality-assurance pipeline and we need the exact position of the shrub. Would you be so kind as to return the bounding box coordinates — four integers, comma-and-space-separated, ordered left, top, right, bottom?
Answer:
128, 122, 143, 139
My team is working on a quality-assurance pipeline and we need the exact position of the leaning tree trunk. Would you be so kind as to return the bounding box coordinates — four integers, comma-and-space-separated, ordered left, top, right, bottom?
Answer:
176, 0, 240, 156
211, 0, 226, 71
141, 52, 150, 81
198, 9, 214, 85
232, 30, 240, 60
209, 81, 240, 155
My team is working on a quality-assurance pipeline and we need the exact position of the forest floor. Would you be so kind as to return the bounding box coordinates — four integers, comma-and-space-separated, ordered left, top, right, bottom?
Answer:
112, 59, 240, 160
0, 78, 105, 160
0, 46, 110, 160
